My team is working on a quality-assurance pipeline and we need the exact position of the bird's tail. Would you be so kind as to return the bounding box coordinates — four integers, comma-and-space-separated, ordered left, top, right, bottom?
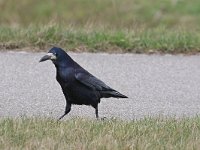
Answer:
101, 90, 128, 98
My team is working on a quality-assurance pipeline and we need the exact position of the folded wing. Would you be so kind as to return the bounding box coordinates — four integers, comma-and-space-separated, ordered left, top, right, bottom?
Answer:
75, 69, 112, 91
75, 69, 128, 98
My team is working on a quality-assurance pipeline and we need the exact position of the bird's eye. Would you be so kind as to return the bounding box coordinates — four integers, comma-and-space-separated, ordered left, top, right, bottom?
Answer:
54, 52, 57, 56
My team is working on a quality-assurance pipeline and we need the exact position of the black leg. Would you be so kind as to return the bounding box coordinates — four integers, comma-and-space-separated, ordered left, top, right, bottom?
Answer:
58, 102, 71, 121
94, 104, 106, 120
95, 105, 99, 119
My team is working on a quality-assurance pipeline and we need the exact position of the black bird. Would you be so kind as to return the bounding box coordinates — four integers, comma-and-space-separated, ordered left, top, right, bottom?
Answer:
39, 47, 128, 120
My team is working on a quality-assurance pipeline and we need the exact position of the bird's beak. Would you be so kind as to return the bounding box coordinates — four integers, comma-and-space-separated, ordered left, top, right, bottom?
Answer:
39, 53, 56, 62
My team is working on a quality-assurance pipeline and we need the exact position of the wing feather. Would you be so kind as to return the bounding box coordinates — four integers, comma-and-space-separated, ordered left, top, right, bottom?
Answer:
75, 70, 112, 91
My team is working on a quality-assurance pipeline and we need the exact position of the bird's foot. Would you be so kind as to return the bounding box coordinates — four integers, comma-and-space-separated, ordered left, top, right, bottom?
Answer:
97, 117, 107, 121
57, 115, 65, 122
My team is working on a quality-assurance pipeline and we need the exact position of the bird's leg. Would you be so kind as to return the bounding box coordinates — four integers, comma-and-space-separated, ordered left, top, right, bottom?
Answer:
58, 102, 71, 121
95, 105, 99, 119
94, 105, 107, 120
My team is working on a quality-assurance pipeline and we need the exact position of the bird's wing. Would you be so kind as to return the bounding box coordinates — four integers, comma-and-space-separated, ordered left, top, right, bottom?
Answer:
75, 69, 112, 91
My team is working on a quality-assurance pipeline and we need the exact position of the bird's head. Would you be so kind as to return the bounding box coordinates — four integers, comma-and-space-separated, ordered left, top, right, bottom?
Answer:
39, 47, 72, 66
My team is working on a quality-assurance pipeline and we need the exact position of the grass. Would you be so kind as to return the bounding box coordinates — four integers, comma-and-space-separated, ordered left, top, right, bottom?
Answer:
0, 25, 200, 54
1, 0, 200, 29
0, 0, 200, 53
1, 117, 200, 149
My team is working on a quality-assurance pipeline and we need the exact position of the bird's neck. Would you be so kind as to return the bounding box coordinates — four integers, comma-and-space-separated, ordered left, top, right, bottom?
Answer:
54, 57, 74, 68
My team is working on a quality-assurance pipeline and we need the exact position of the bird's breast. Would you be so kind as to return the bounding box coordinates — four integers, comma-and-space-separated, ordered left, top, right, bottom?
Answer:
56, 68, 75, 88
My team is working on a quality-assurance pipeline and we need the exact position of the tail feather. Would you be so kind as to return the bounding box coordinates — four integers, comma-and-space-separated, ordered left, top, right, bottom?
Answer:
101, 90, 128, 98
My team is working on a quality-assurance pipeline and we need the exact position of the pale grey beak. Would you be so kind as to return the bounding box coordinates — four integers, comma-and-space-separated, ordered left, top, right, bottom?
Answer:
39, 53, 56, 62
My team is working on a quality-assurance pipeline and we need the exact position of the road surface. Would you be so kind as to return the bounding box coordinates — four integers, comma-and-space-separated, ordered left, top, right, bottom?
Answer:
1, 51, 200, 120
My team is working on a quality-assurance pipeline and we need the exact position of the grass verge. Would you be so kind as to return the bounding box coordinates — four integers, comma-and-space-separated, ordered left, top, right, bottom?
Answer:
1, 117, 200, 149
0, 0, 200, 53
0, 25, 200, 54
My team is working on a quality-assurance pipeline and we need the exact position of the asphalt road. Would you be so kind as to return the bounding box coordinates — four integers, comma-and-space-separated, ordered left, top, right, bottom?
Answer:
1, 51, 200, 120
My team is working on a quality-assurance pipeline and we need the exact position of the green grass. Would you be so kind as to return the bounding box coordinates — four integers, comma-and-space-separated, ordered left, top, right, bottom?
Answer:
0, 0, 200, 53
0, 25, 200, 54
1, 0, 200, 29
1, 117, 200, 149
